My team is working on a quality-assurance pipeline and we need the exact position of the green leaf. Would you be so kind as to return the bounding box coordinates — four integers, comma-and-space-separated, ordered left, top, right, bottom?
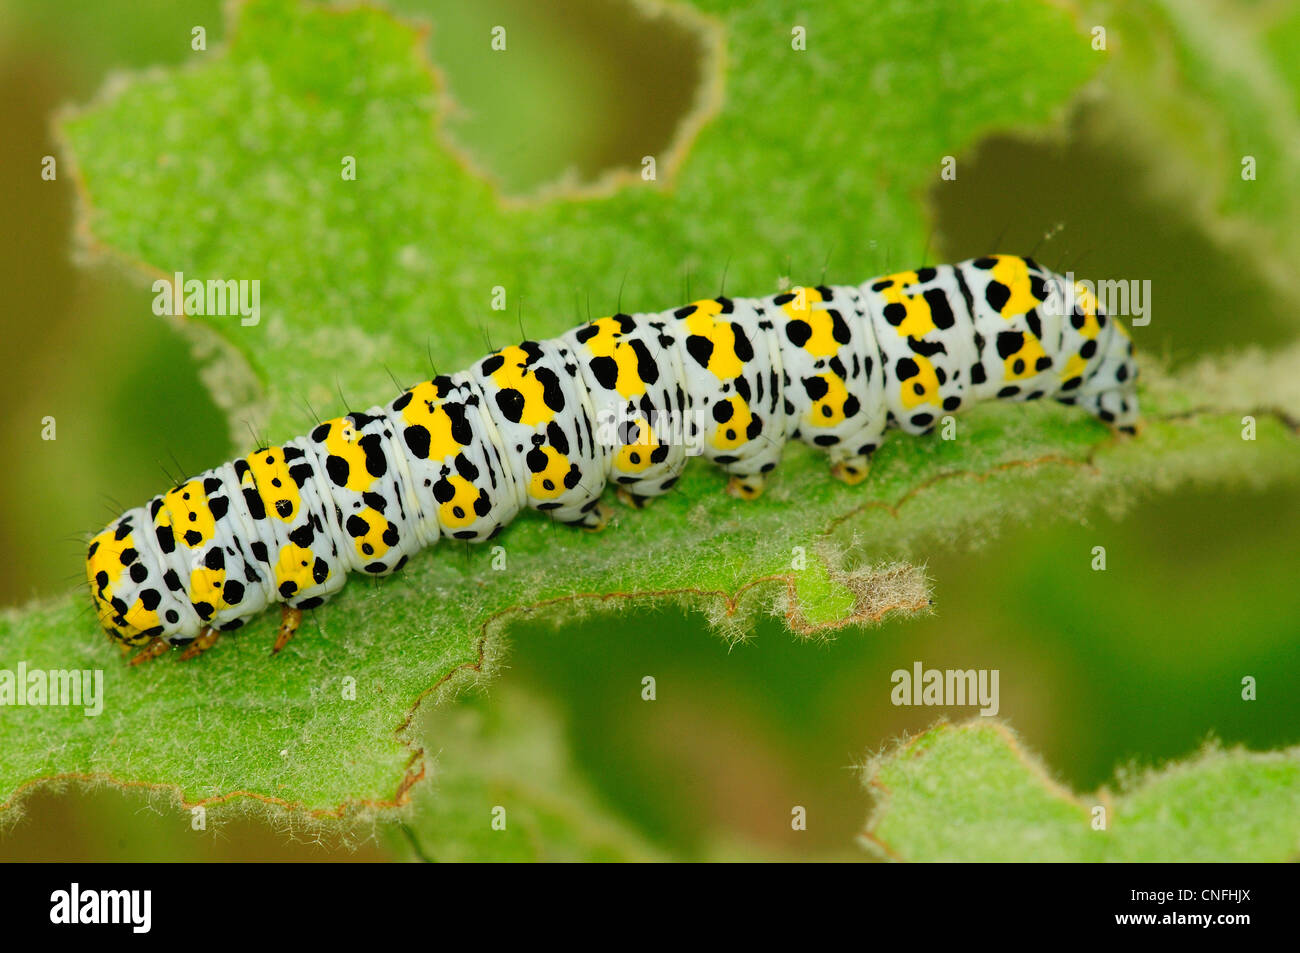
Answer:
859, 719, 1300, 861
1082, 0, 1300, 280
385, 689, 662, 862
1, 0, 1296, 826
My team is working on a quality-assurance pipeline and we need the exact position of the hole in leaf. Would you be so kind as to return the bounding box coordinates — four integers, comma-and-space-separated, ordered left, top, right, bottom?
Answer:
931, 100, 1297, 366
410, 0, 714, 197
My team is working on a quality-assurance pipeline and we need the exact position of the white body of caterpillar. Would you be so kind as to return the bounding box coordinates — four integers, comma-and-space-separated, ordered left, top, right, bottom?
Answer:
87, 255, 1138, 655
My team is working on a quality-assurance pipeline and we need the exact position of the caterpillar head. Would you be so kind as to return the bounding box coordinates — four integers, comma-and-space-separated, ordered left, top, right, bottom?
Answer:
86, 514, 168, 647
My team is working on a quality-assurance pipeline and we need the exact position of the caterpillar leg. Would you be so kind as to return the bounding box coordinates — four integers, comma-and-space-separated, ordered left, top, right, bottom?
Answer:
1074, 388, 1140, 434
617, 486, 653, 510
179, 627, 220, 661
580, 500, 614, 531
129, 637, 171, 666
830, 453, 872, 486
272, 605, 303, 655
1108, 416, 1145, 438
726, 472, 766, 501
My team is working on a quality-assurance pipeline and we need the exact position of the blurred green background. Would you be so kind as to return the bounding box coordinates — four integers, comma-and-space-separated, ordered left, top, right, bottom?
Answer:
0, 0, 1297, 860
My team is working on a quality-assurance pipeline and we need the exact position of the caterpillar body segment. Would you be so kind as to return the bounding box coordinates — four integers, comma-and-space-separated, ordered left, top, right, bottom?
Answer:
87, 255, 1139, 653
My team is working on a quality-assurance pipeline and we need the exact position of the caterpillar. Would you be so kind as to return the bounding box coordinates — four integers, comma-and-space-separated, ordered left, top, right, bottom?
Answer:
87, 254, 1139, 662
